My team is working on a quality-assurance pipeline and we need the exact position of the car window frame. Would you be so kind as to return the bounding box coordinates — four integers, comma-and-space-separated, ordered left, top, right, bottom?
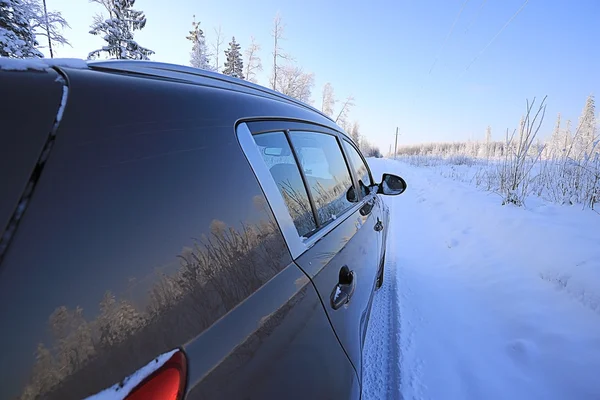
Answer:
237, 121, 369, 260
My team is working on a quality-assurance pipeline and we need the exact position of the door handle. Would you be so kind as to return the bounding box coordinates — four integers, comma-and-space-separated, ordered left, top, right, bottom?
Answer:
374, 218, 384, 232
331, 265, 356, 310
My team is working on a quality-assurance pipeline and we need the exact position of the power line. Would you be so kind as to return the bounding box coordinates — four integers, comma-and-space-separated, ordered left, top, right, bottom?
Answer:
462, 0, 530, 74
429, 0, 471, 75
464, 0, 489, 34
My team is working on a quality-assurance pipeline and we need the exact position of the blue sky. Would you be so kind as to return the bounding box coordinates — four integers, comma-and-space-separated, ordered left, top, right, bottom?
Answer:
43, 0, 599, 150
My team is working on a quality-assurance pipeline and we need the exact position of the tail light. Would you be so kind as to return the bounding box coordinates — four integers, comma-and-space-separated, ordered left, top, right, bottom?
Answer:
126, 350, 187, 400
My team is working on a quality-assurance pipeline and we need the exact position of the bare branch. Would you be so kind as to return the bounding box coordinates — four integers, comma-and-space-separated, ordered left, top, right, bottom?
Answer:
244, 36, 262, 84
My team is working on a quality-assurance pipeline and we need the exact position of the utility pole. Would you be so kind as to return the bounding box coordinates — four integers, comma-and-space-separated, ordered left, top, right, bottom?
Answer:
394, 127, 399, 159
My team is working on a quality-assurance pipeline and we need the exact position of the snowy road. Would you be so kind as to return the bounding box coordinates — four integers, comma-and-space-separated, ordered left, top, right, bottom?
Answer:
362, 158, 600, 400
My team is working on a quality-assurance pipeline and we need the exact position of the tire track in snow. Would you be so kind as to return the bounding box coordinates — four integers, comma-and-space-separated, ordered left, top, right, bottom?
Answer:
362, 194, 406, 400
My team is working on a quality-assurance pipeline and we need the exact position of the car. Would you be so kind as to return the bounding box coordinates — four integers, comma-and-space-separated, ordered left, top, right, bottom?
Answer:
0, 59, 407, 400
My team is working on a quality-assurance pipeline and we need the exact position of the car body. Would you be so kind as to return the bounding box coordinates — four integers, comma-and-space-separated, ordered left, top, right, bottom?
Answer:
0, 60, 405, 400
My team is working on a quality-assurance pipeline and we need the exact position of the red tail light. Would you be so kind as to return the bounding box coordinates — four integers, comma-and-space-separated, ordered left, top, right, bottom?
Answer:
126, 350, 187, 400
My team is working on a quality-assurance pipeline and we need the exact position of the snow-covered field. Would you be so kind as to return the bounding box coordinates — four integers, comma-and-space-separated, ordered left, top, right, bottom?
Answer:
362, 157, 600, 400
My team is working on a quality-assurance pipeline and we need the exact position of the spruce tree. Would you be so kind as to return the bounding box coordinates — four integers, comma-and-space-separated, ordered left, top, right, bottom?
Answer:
186, 16, 212, 70
222, 36, 244, 79
88, 0, 154, 60
0, 0, 42, 58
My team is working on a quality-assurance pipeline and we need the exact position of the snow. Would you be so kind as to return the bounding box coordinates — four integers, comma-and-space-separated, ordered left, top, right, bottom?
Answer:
362, 158, 600, 400
0, 58, 87, 71
85, 349, 178, 400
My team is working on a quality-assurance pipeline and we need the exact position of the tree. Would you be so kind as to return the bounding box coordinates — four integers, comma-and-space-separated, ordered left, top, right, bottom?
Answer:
321, 83, 336, 117
88, 0, 154, 60
335, 95, 355, 126
270, 13, 292, 91
211, 25, 224, 72
547, 113, 562, 159
0, 0, 42, 58
222, 36, 244, 79
275, 65, 314, 103
186, 16, 213, 70
244, 35, 262, 84
574, 94, 597, 160
485, 125, 492, 159
24, 0, 70, 58
350, 121, 360, 146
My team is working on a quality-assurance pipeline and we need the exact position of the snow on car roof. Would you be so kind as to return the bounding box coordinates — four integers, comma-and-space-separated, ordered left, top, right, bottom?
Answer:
0, 58, 88, 71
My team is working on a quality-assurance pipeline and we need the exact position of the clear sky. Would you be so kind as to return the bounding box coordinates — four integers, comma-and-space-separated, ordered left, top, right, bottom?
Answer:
42, 0, 599, 151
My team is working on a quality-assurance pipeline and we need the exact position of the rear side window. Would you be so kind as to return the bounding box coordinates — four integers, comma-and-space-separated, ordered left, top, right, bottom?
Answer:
289, 131, 355, 226
254, 132, 317, 237
343, 140, 373, 198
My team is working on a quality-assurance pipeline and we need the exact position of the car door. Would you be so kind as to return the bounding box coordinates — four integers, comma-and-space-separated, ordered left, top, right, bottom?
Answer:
341, 139, 385, 266
288, 130, 382, 379
240, 120, 382, 381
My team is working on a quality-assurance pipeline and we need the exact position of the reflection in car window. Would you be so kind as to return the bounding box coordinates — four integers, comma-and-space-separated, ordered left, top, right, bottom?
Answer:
254, 132, 317, 237
289, 131, 355, 226
343, 140, 373, 198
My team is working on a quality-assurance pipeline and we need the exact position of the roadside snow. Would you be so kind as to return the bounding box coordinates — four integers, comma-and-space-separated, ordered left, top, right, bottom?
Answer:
0, 58, 87, 71
84, 349, 178, 400
363, 158, 600, 400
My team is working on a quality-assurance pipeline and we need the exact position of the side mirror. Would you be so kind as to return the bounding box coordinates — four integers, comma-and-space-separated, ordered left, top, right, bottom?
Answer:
377, 173, 407, 196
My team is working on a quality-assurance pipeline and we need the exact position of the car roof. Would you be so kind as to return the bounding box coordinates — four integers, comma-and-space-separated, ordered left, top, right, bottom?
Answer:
86, 60, 334, 124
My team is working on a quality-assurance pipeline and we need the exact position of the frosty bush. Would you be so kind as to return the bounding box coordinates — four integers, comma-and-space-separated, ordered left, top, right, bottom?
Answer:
395, 94, 599, 210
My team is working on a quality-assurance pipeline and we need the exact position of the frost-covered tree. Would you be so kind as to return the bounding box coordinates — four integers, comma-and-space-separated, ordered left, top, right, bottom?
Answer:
547, 112, 562, 159
24, 0, 70, 57
321, 83, 336, 117
485, 126, 492, 159
222, 36, 244, 79
574, 94, 597, 160
211, 25, 224, 72
275, 65, 314, 103
0, 0, 42, 58
244, 35, 261, 83
88, 0, 154, 60
186, 16, 213, 70
335, 95, 355, 126
350, 121, 360, 146
270, 13, 292, 91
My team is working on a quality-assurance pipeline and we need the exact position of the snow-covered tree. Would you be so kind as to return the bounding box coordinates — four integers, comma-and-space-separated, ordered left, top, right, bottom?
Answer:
270, 13, 292, 91
0, 0, 42, 58
574, 94, 597, 160
23, 0, 70, 57
321, 83, 336, 117
186, 16, 213, 70
275, 65, 314, 103
222, 36, 244, 79
485, 126, 492, 159
88, 0, 154, 60
335, 95, 355, 126
546, 112, 562, 159
244, 35, 261, 83
350, 121, 360, 146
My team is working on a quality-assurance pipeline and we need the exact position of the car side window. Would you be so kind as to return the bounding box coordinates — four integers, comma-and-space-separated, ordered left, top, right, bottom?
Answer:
254, 132, 318, 237
343, 140, 373, 198
289, 131, 355, 226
